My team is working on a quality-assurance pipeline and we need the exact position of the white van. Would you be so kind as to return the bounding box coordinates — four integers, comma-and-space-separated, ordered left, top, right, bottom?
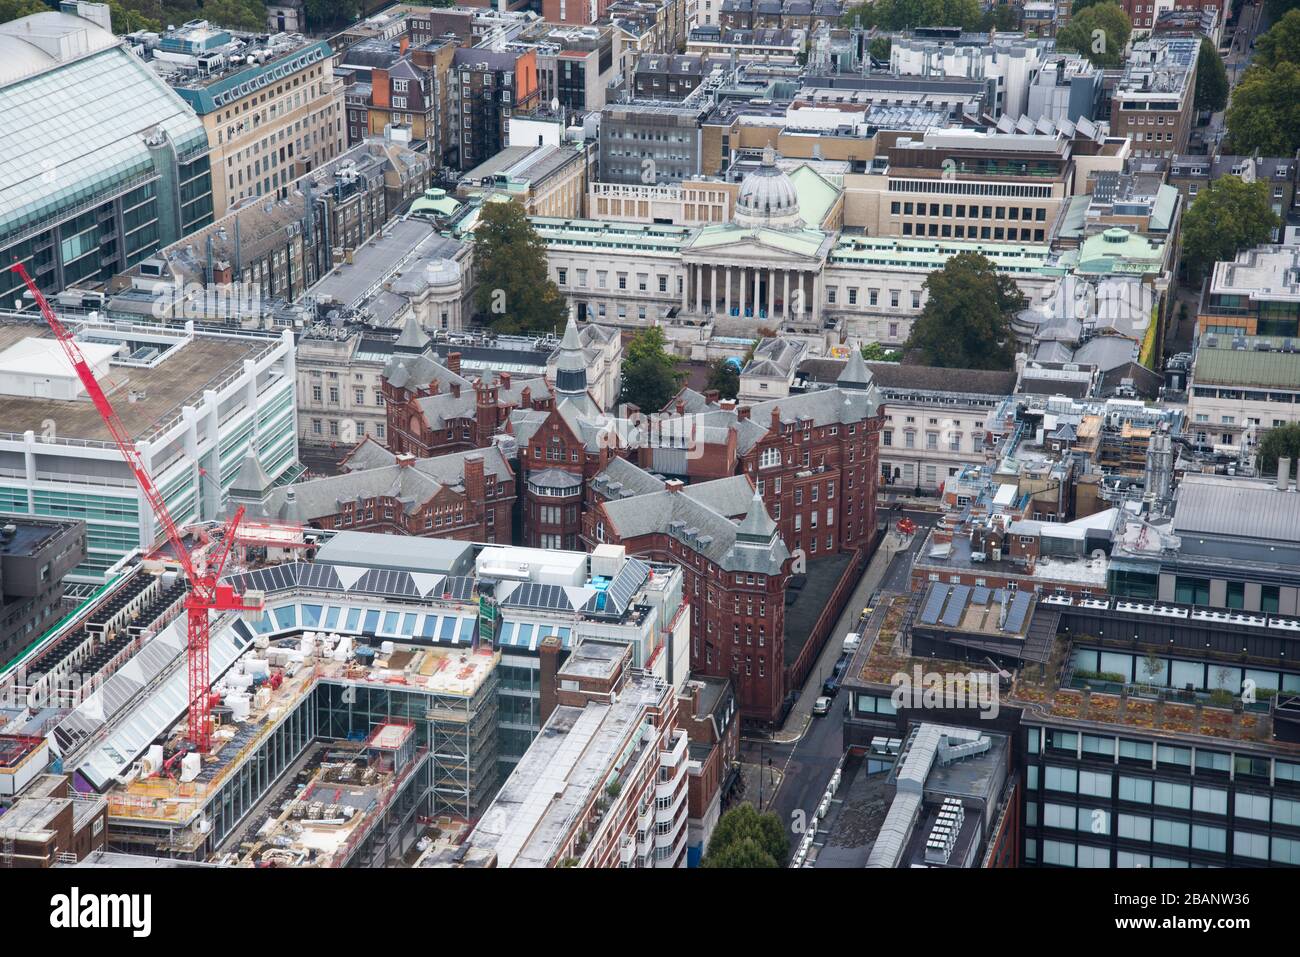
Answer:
842, 632, 860, 654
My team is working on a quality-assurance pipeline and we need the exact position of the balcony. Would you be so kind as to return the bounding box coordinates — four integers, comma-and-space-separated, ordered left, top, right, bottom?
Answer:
659, 729, 687, 768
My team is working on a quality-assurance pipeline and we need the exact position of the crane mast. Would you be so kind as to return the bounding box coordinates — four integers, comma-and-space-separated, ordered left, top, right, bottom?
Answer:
10, 263, 262, 752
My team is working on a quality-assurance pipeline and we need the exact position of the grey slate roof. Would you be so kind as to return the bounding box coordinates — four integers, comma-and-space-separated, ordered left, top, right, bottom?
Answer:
600, 479, 787, 574
256, 446, 512, 523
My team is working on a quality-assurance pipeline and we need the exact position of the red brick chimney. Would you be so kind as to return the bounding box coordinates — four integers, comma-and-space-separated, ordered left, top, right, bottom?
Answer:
737, 405, 751, 421
770, 406, 782, 431
665, 479, 684, 493
446, 351, 462, 375
538, 634, 564, 724
705, 389, 719, 404
450, 381, 461, 398
464, 452, 485, 503
522, 385, 532, 408
500, 371, 512, 391
676, 399, 685, 415
213, 263, 233, 284
396, 453, 416, 468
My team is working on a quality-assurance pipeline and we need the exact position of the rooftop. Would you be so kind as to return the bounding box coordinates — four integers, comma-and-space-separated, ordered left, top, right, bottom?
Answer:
0, 317, 277, 446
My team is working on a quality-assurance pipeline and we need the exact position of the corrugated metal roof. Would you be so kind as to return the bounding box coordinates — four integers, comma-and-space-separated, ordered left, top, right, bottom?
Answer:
1173, 475, 1300, 542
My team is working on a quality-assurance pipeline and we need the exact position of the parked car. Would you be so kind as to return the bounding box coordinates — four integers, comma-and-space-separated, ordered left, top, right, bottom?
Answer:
822, 653, 851, 696
812, 696, 833, 717
842, 632, 860, 654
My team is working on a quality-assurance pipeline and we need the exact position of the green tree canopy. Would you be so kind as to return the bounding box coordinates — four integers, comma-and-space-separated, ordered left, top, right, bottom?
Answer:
904, 252, 1025, 370
619, 326, 685, 413
0, 0, 50, 21
868, 35, 892, 63
1259, 424, 1300, 475
1180, 176, 1280, 283
1256, 9, 1300, 68
471, 201, 567, 335
841, 0, 982, 30
1226, 61, 1300, 155
1056, 2, 1131, 68
705, 357, 740, 400
703, 836, 781, 868
305, 0, 360, 29
703, 804, 789, 867
861, 341, 901, 362
1194, 38, 1229, 113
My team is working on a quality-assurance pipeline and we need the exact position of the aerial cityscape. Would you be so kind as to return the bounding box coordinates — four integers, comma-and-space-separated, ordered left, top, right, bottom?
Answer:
0, 0, 1292, 897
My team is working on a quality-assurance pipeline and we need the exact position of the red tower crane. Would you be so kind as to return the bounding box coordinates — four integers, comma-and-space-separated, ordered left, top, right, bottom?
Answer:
10, 263, 262, 753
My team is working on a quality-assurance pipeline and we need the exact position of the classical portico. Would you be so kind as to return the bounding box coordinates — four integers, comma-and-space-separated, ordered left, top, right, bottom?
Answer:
679, 147, 833, 326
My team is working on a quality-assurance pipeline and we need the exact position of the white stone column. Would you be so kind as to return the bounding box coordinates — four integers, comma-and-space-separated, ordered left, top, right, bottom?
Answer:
725, 266, 732, 315
752, 269, 761, 318
711, 266, 718, 314
738, 267, 746, 317
811, 270, 821, 325
768, 268, 776, 319
681, 265, 689, 311
783, 271, 791, 321
696, 264, 703, 313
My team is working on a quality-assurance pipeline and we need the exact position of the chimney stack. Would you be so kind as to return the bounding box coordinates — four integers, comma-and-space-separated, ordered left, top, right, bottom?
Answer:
446, 351, 462, 375
538, 634, 564, 725
500, 371, 511, 391
396, 453, 416, 468
1279, 457, 1292, 491
665, 479, 685, 493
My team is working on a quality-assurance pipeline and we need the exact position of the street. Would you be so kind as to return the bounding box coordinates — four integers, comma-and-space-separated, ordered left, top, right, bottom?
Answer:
737, 507, 939, 856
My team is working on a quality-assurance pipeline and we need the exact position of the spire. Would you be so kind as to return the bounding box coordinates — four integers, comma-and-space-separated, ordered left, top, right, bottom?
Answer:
736, 488, 778, 543
229, 446, 273, 501
838, 348, 874, 390
555, 305, 588, 396
395, 312, 430, 352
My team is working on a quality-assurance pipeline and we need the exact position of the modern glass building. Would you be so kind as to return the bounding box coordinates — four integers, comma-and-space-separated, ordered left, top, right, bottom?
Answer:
0, 4, 214, 307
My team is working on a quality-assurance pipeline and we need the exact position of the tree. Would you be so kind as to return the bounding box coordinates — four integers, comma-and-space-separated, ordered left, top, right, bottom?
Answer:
980, 2, 1019, 30
860, 341, 901, 362
1225, 61, 1300, 155
706, 357, 740, 400
1057, 2, 1131, 69
1180, 176, 1279, 283
868, 35, 891, 63
1194, 38, 1229, 113
471, 201, 567, 335
841, 0, 982, 31
0, 0, 50, 22
904, 252, 1025, 370
197, 0, 267, 30
305, 0, 360, 29
1255, 9, 1300, 69
703, 804, 789, 867
702, 837, 780, 869
1259, 423, 1300, 476
619, 326, 684, 413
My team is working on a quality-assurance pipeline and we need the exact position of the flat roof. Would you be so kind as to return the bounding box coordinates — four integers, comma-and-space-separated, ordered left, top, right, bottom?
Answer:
0, 318, 273, 444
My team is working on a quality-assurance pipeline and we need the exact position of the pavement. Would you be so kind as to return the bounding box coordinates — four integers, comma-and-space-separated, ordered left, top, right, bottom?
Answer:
733, 508, 938, 855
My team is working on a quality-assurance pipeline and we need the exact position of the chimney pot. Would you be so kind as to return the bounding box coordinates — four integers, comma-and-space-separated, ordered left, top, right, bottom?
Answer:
446, 351, 462, 375
665, 479, 684, 493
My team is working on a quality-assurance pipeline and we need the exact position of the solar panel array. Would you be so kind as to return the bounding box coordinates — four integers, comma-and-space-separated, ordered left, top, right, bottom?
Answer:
599, 558, 651, 616
920, 587, 948, 625
353, 568, 421, 598
503, 582, 574, 612
971, 586, 991, 606
941, 585, 971, 627
1004, 591, 1033, 633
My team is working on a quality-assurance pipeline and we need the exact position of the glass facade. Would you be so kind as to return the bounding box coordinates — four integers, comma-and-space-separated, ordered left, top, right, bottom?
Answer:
0, 45, 213, 301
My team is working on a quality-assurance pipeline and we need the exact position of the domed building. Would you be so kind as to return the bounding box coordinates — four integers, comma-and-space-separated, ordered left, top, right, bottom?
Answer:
734, 147, 805, 230
678, 147, 837, 323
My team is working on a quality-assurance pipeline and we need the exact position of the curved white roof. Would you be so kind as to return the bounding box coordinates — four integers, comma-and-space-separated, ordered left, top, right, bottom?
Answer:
0, 10, 118, 86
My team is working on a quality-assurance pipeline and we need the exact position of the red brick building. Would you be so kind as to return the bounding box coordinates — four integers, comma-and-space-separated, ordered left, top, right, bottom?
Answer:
679, 676, 739, 861
381, 343, 553, 459
228, 441, 516, 544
